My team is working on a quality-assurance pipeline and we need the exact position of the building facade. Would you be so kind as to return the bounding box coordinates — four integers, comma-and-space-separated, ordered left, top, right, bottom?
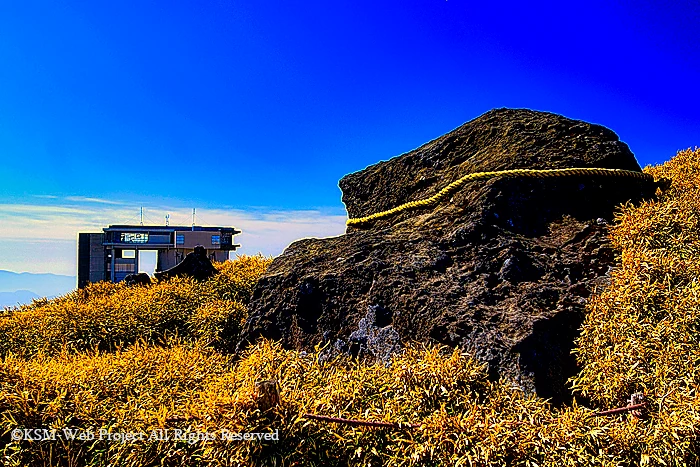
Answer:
78, 225, 241, 288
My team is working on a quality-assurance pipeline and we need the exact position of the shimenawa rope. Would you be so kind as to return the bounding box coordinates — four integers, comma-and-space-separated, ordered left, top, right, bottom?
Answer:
346, 167, 654, 226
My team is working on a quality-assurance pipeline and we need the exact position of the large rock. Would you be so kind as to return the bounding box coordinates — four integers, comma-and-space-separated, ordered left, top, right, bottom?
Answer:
154, 245, 218, 282
238, 108, 660, 404
124, 272, 152, 286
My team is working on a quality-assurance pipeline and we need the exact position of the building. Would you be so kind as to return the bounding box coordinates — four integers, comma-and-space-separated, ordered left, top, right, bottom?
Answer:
77, 224, 241, 288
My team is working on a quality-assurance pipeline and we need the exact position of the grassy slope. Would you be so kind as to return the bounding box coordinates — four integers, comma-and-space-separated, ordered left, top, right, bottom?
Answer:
1, 149, 700, 466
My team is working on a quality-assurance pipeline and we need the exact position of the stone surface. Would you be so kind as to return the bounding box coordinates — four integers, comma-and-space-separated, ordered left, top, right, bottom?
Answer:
238, 108, 661, 404
154, 245, 218, 282
319, 305, 403, 365
124, 272, 152, 286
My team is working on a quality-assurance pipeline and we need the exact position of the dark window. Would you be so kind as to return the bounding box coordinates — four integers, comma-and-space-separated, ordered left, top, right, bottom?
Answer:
176, 234, 185, 245
149, 234, 171, 244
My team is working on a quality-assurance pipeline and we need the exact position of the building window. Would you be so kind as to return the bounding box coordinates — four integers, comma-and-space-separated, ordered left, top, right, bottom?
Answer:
115, 264, 135, 272
120, 233, 149, 243
176, 234, 185, 245
122, 250, 136, 259
211, 235, 220, 245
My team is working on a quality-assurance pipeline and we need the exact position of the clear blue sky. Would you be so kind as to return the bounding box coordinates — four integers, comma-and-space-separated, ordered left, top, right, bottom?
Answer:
1, 0, 699, 209
1, 1, 699, 275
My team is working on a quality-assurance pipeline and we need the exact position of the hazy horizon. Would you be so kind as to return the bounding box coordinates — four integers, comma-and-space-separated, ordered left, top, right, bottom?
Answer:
0, 200, 347, 276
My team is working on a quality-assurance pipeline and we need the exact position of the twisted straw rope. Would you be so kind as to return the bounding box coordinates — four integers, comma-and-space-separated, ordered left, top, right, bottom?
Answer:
346, 167, 654, 226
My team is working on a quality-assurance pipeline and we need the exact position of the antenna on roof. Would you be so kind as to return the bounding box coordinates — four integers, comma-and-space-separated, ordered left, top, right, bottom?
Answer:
165, 214, 170, 226
140, 207, 144, 226
192, 208, 196, 230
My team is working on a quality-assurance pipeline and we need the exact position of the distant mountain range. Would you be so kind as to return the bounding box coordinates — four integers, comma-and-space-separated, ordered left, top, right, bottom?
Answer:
0, 290, 41, 309
0, 270, 76, 308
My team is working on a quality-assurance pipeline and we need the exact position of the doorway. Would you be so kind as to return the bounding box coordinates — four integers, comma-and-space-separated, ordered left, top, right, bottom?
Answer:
138, 250, 157, 276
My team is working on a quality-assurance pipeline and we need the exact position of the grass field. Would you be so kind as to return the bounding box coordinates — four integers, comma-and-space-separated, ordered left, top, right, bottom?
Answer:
2, 149, 699, 466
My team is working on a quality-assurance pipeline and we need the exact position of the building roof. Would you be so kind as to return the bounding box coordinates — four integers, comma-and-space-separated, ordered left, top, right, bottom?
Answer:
104, 225, 241, 234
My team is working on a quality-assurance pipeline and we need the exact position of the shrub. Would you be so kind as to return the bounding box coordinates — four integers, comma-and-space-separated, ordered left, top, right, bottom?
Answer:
571, 148, 700, 464
0, 255, 271, 358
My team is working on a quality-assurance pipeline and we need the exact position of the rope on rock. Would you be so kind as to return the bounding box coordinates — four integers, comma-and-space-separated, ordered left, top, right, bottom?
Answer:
346, 167, 655, 226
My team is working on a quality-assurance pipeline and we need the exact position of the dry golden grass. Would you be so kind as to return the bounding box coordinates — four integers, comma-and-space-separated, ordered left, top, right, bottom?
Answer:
2, 149, 700, 466
0, 255, 270, 358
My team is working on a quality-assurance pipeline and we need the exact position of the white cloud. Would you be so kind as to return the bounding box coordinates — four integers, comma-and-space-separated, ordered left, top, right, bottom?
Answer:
64, 196, 127, 205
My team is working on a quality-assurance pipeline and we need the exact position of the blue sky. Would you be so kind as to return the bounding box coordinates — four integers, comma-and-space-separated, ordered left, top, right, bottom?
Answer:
1, 0, 699, 276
